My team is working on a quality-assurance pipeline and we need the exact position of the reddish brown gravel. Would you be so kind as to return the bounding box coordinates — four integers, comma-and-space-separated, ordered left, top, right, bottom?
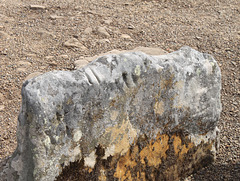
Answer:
0, 0, 239, 180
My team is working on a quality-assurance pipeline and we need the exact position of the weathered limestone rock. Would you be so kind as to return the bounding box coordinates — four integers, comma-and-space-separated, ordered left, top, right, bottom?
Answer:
74, 47, 168, 69
8, 47, 221, 181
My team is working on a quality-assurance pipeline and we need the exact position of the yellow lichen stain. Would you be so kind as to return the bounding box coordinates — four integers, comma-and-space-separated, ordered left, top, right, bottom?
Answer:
141, 172, 146, 180
114, 149, 137, 180
66, 98, 73, 105
154, 101, 165, 116
172, 135, 194, 160
114, 134, 169, 180
134, 65, 141, 76
139, 134, 169, 167
104, 118, 137, 156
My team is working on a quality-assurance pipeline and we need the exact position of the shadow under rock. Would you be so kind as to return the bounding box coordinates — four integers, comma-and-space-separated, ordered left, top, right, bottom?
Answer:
0, 156, 239, 181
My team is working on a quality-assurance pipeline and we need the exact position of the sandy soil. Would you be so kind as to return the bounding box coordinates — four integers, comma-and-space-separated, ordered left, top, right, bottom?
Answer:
0, 0, 239, 180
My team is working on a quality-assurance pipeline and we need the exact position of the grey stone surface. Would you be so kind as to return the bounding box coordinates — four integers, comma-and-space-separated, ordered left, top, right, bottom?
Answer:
73, 47, 168, 69
8, 46, 221, 180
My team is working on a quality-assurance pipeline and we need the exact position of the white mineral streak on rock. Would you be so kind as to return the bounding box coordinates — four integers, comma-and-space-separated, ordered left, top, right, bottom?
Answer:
69, 146, 81, 162
204, 59, 214, 75
73, 146, 81, 157
84, 151, 97, 168
43, 136, 51, 150
187, 77, 207, 109
103, 145, 116, 159
73, 130, 82, 142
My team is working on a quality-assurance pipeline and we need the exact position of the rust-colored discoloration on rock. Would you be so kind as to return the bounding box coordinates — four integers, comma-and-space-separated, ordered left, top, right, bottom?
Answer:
160, 74, 174, 90
139, 134, 169, 167
56, 131, 216, 181
87, 168, 92, 173
172, 134, 194, 160
114, 149, 137, 180
102, 118, 137, 156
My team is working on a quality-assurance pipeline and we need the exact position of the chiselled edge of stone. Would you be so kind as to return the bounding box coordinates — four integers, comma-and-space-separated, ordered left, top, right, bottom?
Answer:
9, 46, 222, 180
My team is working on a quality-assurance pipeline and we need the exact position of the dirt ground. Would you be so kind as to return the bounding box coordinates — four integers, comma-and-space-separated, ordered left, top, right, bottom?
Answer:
0, 0, 239, 180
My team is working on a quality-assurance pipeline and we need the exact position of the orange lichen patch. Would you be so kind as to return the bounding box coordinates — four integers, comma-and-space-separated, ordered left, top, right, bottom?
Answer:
114, 149, 137, 180
84, 167, 92, 173
173, 135, 181, 155
154, 101, 165, 116
180, 143, 193, 159
137, 172, 146, 181
103, 118, 137, 156
172, 135, 194, 160
126, 171, 133, 181
131, 144, 139, 158
139, 134, 169, 167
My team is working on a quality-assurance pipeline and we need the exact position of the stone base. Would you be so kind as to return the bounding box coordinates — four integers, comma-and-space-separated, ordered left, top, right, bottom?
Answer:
56, 128, 219, 181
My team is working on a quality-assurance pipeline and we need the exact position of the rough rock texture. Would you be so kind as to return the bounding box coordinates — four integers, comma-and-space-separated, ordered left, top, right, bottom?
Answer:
74, 47, 168, 69
8, 47, 221, 181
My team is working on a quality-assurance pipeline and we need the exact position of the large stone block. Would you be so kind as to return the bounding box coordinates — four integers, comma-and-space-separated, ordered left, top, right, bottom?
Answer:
8, 46, 221, 180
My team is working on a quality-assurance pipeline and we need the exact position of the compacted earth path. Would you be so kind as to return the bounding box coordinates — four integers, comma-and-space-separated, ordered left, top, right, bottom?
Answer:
0, 0, 239, 180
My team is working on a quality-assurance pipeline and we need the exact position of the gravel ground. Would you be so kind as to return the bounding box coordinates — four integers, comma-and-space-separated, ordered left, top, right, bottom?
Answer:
0, 0, 239, 180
